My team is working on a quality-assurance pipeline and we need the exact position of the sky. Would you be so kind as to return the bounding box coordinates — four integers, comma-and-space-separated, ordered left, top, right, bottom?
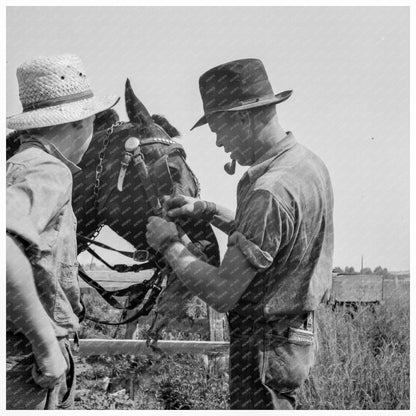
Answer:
5, 5, 411, 271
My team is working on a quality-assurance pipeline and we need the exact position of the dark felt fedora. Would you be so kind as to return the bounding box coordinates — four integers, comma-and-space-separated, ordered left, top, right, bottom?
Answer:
191, 58, 292, 130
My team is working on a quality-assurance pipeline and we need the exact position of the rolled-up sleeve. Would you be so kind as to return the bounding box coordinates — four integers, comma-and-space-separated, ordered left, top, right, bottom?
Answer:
6, 160, 72, 257
227, 189, 294, 271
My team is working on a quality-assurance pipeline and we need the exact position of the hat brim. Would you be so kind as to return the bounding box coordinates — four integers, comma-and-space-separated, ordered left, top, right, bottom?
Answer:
190, 90, 293, 131
6, 94, 120, 130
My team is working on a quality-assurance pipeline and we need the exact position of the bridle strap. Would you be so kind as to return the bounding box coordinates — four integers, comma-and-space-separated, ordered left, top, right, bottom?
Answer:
132, 152, 163, 215
84, 271, 164, 326
130, 142, 192, 246
77, 233, 151, 263
139, 137, 177, 147
78, 266, 127, 310
86, 246, 155, 273
94, 128, 184, 219
78, 265, 162, 311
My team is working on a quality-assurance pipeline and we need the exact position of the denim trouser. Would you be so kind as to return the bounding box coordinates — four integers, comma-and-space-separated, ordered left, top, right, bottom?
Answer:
228, 311, 316, 409
6, 332, 76, 410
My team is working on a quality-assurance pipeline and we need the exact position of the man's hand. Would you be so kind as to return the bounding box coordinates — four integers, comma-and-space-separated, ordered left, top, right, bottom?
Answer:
7, 235, 68, 389
31, 339, 67, 389
146, 216, 180, 253
163, 195, 216, 220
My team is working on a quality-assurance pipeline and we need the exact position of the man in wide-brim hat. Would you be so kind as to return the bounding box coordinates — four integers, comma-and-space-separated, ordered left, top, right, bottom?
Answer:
6, 54, 118, 410
146, 58, 334, 409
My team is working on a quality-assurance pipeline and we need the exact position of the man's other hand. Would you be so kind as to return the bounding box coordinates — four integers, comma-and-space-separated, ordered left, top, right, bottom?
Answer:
31, 339, 67, 389
163, 195, 215, 220
146, 216, 180, 253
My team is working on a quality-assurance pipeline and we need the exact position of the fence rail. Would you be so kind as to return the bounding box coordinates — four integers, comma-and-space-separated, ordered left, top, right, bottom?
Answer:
71, 338, 229, 357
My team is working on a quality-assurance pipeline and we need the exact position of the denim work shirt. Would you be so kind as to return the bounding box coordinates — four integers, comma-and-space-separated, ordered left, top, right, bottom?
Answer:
6, 135, 83, 338
228, 132, 334, 319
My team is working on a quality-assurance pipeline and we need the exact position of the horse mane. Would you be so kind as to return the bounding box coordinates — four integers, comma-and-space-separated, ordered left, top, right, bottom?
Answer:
94, 108, 119, 132
151, 114, 180, 138
93, 108, 180, 139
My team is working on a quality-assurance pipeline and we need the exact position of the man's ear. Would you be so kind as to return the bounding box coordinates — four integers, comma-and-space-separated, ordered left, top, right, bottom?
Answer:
71, 119, 84, 130
237, 110, 250, 126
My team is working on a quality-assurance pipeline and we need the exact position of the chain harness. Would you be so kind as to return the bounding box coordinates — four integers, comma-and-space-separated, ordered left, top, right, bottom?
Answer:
88, 120, 126, 243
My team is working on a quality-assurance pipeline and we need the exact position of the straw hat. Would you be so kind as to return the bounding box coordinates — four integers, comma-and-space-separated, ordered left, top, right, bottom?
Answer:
7, 54, 119, 130
191, 58, 292, 130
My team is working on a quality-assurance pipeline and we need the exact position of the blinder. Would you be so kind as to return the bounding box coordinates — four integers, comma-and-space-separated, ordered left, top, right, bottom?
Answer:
117, 135, 188, 202
149, 143, 189, 196
149, 153, 174, 196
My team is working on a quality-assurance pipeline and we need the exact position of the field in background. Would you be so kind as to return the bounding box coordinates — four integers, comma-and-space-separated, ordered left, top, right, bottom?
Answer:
75, 275, 410, 410
298, 293, 410, 409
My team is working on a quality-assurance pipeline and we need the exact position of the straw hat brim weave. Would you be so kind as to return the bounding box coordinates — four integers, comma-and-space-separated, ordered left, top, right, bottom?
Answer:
6, 94, 119, 130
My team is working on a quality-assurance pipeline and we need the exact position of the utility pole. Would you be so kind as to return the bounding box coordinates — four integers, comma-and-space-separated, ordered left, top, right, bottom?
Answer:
90, 253, 95, 270
361, 254, 364, 273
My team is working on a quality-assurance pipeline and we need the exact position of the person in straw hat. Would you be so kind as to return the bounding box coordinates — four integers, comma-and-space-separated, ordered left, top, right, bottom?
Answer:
146, 58, 334, 409
6, 54, 118, 410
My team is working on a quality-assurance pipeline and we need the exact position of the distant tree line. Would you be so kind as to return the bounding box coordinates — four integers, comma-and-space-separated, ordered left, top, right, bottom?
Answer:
332, 266, 390, 276
83, 262, 109, 271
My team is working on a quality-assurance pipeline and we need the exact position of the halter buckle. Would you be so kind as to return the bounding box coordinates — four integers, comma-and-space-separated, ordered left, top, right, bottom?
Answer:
133, 250, 150, 263
125, 136, 141, 152
117, 137, 142, 192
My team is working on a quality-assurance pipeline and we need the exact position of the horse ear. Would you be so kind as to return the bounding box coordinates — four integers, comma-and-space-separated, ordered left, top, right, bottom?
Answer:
125, 78, 154, 127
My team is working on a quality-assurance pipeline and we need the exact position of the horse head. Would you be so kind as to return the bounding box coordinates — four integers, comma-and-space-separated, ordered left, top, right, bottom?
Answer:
73, 79, 218, 263
73, 79, 219, 338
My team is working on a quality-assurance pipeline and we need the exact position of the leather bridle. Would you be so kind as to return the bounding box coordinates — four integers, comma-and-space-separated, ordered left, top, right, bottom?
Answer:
77, 122, 196, 326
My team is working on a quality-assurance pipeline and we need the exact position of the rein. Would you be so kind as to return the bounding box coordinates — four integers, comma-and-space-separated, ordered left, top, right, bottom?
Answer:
77, 234, 151, 263
80, 265, 165, 326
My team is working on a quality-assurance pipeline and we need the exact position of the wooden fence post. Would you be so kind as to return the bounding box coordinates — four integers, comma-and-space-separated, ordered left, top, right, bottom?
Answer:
209, 307, 225, 342
207, 307, 228, 376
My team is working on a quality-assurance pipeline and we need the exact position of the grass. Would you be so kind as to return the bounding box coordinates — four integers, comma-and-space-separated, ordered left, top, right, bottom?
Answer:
75, 352, 228, 409
299, 294, 410, 409
75, 288, 409, 410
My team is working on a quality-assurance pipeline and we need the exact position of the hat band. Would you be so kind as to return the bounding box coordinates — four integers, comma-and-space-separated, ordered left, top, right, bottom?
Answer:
204, 94, 276, 113
22, 89, 94, 112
